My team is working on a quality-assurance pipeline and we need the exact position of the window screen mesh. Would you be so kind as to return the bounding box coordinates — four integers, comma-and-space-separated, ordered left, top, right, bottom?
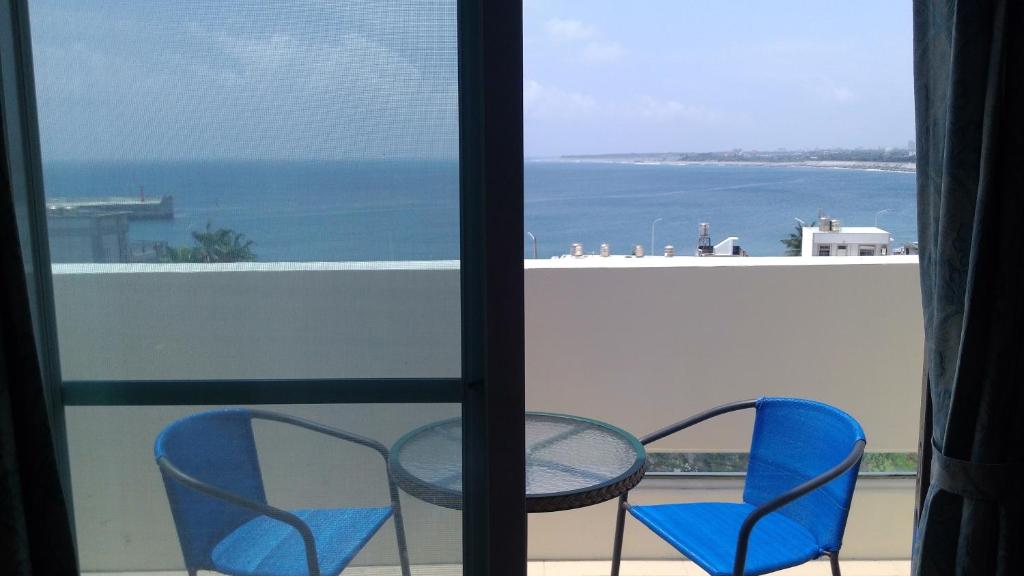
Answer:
31, 0, 461, 379
31, 1, 464, 572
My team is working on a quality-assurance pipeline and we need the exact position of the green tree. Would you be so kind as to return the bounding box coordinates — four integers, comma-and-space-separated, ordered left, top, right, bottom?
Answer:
162, 245, 198, 263
781, 223, 805, 256
163, 222, 256, 263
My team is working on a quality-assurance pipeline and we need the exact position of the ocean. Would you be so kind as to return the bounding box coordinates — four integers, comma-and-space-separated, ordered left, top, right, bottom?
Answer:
42, 159, 917, 261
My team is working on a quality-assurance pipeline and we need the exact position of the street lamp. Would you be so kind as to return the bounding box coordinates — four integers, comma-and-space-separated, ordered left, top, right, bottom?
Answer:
874, 209, 893, 228
794, 217, 807, 228
650, 217, 663, 255
527, 231, 537, 259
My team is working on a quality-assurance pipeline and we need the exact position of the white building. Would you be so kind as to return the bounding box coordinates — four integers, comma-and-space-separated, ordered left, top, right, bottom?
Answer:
709, 236, 747, 256
801, 218, 891, 257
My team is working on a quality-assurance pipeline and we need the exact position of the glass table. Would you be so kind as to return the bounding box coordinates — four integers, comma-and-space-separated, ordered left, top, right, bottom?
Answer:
389, 412, 647, 513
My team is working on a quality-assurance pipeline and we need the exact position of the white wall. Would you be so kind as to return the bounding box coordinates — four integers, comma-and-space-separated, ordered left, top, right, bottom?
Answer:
52, 262, 461, 380
524, 257, 923, 452
53, 258, 923, 570
522, 257, 922, 561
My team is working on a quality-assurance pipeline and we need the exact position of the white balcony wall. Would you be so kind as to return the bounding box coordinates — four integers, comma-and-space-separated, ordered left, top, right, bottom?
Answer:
53, 258, 922, 571
524, 257, 922, 561
523, 256, 923, 452
53, 262, 461, 380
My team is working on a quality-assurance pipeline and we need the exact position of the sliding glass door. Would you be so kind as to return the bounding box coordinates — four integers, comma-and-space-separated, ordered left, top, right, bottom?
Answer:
3, 0, 523, 573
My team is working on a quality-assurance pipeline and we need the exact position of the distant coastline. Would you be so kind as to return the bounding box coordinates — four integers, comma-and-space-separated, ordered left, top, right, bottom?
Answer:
551, 148, 917, 173
550, 157, 916, 173
45, 159, 917, 260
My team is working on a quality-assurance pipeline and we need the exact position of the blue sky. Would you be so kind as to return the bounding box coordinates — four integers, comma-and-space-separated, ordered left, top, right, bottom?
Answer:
524, 1, 915, 157
29, 1, 914, 161
30, 0, 459, 161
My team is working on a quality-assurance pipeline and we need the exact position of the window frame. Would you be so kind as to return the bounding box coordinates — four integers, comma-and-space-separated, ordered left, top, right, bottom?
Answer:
1, 0, 72, 517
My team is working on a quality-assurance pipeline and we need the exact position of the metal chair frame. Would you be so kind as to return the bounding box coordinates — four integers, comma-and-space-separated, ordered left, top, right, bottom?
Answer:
157, 409, 411, 576
610, 400, 866, 576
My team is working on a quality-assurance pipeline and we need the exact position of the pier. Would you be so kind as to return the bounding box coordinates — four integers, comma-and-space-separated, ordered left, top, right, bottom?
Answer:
47, 195, 174, 220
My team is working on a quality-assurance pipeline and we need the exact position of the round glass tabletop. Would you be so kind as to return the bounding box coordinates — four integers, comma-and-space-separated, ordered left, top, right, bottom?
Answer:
389, 412, 646, 512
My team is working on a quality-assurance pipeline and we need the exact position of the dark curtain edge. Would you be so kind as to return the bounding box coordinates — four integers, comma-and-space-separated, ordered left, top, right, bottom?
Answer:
1, 0, 79, 572
911, 0, 1024, 574
1, 127, 79, 575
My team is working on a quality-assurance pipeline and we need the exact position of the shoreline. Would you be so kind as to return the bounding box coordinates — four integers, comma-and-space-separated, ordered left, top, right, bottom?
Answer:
544, 157, 917, 173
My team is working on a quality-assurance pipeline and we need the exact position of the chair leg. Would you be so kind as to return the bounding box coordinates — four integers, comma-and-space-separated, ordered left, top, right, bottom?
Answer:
611, 493, 629, 576
389, 480, 412, 576
829, 551, 842, 576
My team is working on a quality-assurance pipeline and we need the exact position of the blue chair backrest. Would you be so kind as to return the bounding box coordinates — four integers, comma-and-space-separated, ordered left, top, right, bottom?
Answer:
155, 408, 267, 572
742, 398, 865, 552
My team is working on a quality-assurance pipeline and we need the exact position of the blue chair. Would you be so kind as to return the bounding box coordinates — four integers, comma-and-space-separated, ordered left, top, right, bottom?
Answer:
154, 408, 411, 576
611, 397, 866, 576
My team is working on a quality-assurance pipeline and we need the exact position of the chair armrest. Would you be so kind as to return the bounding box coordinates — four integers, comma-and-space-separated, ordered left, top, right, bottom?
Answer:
247, 410, 406, 529
156, 456, 322, 576
250, 409, 390, 459
641, 400, 757, 445
732, 439, 866, 576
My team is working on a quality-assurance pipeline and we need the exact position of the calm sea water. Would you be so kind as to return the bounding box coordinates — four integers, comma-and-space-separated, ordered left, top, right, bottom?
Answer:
42, 160, 916, 261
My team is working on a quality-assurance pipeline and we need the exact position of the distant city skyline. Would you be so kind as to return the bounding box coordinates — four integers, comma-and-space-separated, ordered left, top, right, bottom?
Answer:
524, 1, 915, 157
